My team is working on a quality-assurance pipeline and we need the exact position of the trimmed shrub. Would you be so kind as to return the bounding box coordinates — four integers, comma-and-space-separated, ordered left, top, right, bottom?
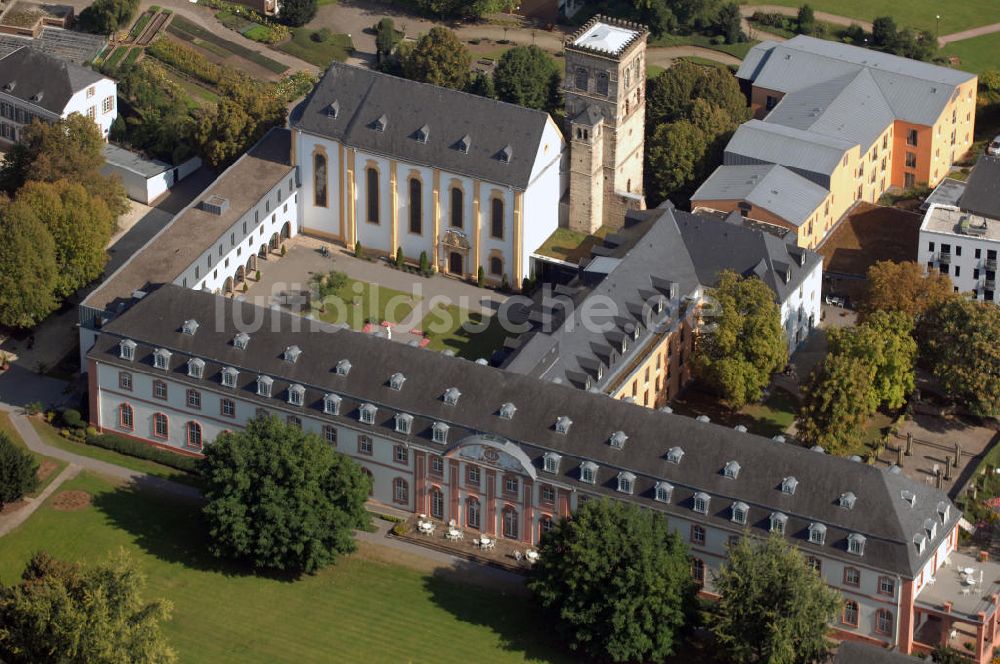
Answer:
61, 409, 83, 429
0, 432, 38, 506
85, 431, 201, 474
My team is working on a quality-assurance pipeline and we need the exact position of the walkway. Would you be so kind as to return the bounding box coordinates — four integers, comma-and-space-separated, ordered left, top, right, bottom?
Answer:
647, 45, 742, 68
939, 21, 1000, 45
741, 4, 873, 31
0, 463, 80, 537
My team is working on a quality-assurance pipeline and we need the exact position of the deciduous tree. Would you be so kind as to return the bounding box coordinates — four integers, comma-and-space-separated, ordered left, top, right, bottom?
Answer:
694, 271, 787, 410
0, 201, 59, 328
646, 60, 749, 129
918, 298, 1000, 418
796, 353, 877, 454
492, 45, 561, 113
859, 260, 955, 321
715, 2, 744, 42
77, 0, 139, 34
528, 499, 695, 663
647, 119, 707, 203
0, 550, 175, 664
280, 0, 316, 27
194, 84, 286, 169
0, 432, 37, 508
710, 534, 840, 664
828, 311, 917, 410
796, 4, 815, 35
401, 27, 471, 90
200, 416, 371, 574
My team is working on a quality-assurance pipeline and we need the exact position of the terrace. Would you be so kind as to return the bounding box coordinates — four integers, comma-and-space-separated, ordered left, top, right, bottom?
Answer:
392, 514, 540, 574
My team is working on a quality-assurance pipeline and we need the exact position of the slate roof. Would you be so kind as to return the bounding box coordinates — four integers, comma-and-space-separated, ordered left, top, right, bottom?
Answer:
738, 35, 975, 127
90, 284, 960, 578
724, 120, 853, 182
692, 164, 829, 227
959, 155, 1000, 221
0, 45, 104, 115
291, 62, 552, 190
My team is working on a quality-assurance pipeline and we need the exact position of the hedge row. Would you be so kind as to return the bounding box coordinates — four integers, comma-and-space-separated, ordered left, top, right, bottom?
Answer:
85, 431, 202, 474
147, 38, 226, 87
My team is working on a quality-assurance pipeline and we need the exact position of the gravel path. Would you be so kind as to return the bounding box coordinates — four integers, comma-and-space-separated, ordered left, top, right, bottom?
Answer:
939, 21, 1000, 45
741, 4, 873, 31
0, 463, 81, 537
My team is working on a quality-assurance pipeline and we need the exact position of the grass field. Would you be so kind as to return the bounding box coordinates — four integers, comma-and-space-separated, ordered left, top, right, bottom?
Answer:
535, 227, 611, 264
311, 276, 417, 330
739, 0, 997, 34
0, 472, 565, 664
277, 28, 353, 68
649, 34, 755, 60
671, 387, 799, 438
942, 32, 1000, 76
419, 305, 511, 361
0, 412, 66, 498
167, 15, 288, 74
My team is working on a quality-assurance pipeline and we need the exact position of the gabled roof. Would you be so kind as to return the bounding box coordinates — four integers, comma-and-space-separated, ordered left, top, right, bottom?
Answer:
692, 164, 829, 228
90, 284, 960, 578
0, 46, 104, 115
724, 120, 853, 181
960, 155, 1000, 221
291, 62, 552, 190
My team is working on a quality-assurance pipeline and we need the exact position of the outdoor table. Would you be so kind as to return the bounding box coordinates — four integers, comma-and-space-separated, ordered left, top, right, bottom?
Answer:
525, 551, 539, 562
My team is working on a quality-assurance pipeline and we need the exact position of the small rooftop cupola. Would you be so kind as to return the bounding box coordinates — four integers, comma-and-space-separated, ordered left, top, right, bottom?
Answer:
326, 100, 339, 118
901, 490, 916, 508
579, 460, 598, 484
723, 461, 741, 479
609, 431, 628, 449
187, 357, 205, 379
389, 372, 406, 391
666, 446, 684, 464
498, 144, 512, 163
654, 481, 673, 503
233, 332, 250, 350
323, 393, 341, 415
394, 412, 413, 434
839, 492, 857, 510
554, 416, 572, 434
432, 421, 449, 443
181, 319, 199, 335
359, 403, 377, 424
256, 375, 273, 397
283, 345, 302, 363
807, 522, 827, 545
781, 476, 798, 495
442, 387, 461, 405
153, 348, 171, 370
847, 533, 866, 556
616, 471, 636, 495
373, 114, 388, 132
335, 359, 351, 376
542, 451, 561, 473
416, 124, 429, 143
457, 134, 471, 154
288, 384, 305, 406
499, 402, 516, 419
119, 338, 137, 361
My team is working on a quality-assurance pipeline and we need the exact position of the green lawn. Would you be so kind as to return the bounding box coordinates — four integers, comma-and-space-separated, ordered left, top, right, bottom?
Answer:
738, 0, 996, 34
311, 276, 417, 330
277, 28, 353, 68
28, 418, 201, 489
167, 14, 288, 74
650, 34, 755, 60
0, 412, 67, 498
535, 227, 611, 264
419, 305, 511, 361
103, 45, 129, 70
0, 472, 566, 664
671, 387, 799, 439
942, 32, 1000, 76
647, 63, 665, 78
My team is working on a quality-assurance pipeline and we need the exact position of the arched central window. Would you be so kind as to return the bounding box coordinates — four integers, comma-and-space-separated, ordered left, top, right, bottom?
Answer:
575, 67, 588, 90
186, 421, 203, 450
597, 72, 609, 96
842, 600, 859, 627
366, 167, 379, 224
118, 403, 133, 431
450, 186, 463, 228
409, 177, 422, 234
490, 197, 504, 239
314, 152, 327, 207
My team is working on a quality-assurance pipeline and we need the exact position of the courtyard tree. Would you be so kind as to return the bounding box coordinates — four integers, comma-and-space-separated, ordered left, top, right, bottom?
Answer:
375, 17, 401, 62
528, 499, 695, 663
279, 0, 316, 27
0, 202, 59, 328
194, 85, 286, 169
796, 353, 877, 455
694, 271, 787, 410
827, 310, 917, 410
76, 0, 139, 34
859, 260, 955, 321
918, 298, 1000, 418
710, 534, 840, 664
0, 432, 38, 508
796, 4, 816, 35
492, 45, 561, 113
646, 61, 749, 131
200, 416, 371, 574
715, 2, 743, 42
401, 27, 472, 90
646, 120, 707, 203
0, 550, 175, 664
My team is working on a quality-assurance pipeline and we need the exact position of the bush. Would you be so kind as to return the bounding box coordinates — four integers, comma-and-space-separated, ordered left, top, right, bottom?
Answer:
311, 27, 333, 42
391, 522, 407, 536
25, 402, 44, 416
85, 431, 202, 474
395, 247, 405, 268
0, 432, 38, 507
419, 250, 429, 273
61, 408, 83, 429
354, 241, 364, 259
477, 265, 485, 287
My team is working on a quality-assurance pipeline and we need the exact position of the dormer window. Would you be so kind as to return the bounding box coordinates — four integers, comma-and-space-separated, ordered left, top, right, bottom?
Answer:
119, 339, 136, 361
221, 367, 238, 388
609, 431, 627, 449
323, 393, 341, 415
153, 348, 171, 370
395, 412, 413, 434
693, 492, 710, 514
187, 358, 205, 379
937, 501, 950, 524
901, 490, 916, 508
336, 359, 351, 376
288, 384, 305, 406
847, 533, 866, 556
808, 523, 827, 545
580, 461, 598, 484
666, 447, 684, 464
388, 372, 406, 390
256, 375, 273, 398
233, 332, 250, 350
374, 114, 387, 132
283, 345, 302, 363
416, 124, 429, 143
770, 512, 787, 534
781, 477, 798, 495
654, 481, 673, 503
617, 471, 635, 495
632, 325, 640, 340
621, 337, 628, 353
723, 461, 741, 479
656, 297, 665, 314
596, 365, 604, 381
498, 144, 512, 163
359, 403, 377, 425
924, 518, 937, 541
432, 421, 449, 443
731, 501, 749, 525
458, 134, 471, 154
543, 452, 561, 473
499, 402, 516, 419
555, 416, 572, 434
443, 387, 461, 405
839, 492, 857, 510
914, 533, 927, 554
326, 100, 339, 118
182, 319, 199, 335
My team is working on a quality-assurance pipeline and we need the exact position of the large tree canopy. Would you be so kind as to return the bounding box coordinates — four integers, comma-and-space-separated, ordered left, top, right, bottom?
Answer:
796, 353, 877, 454
0, 199, 59, 328
492, 45, 561, 113
401, 27, 472, 90
710, 535, 840, 664
646, 60, 749, 129
200, 416, 371, 574
194, 81, 286, 169
0, 550, 175, 664
77, 0, 139, 34
694, 270, 788, 409
0, 432, 38, 508
528, 499, 695, 663
859, 260, 955, 321
827, 310, 917, 410
280, 0, 316, 27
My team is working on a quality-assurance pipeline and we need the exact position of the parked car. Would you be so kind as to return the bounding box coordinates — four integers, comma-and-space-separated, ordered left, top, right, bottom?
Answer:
988, 135, 1000, 156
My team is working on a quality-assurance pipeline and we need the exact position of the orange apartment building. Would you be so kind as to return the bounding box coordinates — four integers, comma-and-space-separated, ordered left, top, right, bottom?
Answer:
692, 35, 978, 249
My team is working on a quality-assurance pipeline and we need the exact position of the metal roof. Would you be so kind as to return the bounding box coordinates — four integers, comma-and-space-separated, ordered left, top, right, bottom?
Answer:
960, 155, 1000, 221
692, 164, 829, 227
724, 120, 852, 182
102, 144, 171, 178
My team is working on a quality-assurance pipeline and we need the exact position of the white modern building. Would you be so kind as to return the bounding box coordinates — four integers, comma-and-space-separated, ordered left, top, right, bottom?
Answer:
101, 144, 202, 205
0, 45, 116, 143
291, 62, 566, 287
919, 156, 1000, 304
